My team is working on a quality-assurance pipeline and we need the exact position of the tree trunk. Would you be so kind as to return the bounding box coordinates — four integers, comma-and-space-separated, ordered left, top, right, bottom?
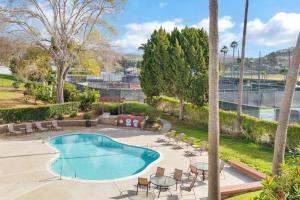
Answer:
208, 0, 220, 199
236, 0, 249, 133
179, 97, 184, 121
272, 33, 300, 176
56, 69, 65, 104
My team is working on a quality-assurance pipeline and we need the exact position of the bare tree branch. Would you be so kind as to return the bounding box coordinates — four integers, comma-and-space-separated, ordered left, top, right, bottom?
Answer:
1, 0, 125, 103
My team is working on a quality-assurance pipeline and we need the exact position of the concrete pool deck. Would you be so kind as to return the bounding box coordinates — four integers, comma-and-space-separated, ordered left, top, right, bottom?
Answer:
0, 125, 255, 200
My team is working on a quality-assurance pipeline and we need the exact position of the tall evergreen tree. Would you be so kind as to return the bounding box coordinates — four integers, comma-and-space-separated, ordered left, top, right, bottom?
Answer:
139, 28, 170, 99
169, 27, 209, 114
140, 27, 208, 120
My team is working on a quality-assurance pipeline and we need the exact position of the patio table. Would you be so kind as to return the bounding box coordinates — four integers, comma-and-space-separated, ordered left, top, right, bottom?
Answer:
192, 162, 209, 181
150, 176, 176, 198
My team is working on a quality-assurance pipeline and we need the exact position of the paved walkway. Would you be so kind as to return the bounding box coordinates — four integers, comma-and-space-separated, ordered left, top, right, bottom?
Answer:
0, 124, 254, 200
159, 119, 172, 133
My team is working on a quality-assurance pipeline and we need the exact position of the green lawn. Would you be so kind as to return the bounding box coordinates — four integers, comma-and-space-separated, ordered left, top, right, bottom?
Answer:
0, 74, 16, 87
164, 115, 273, 175
227, 191, 261, 200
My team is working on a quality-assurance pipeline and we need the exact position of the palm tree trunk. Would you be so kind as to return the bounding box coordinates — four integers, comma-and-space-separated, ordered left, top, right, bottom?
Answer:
272, 33, 300, 176
236, 0, 249, 133
208, 0, 220, 199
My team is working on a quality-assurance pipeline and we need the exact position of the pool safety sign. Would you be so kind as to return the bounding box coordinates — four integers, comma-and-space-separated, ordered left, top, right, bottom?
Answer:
117, 115, 145, 129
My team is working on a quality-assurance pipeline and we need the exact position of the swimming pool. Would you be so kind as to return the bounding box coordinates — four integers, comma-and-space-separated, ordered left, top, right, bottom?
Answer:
49, 133, 160, 181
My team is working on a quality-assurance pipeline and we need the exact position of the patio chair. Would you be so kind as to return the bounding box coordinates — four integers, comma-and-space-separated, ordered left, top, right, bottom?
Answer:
173, 168, 183, 190
188, 165, 199, 180
153, 166, 165, 177
25, 123, 34, 134
180, 175, 197, 199
35, 122, 48, 132
51, 120, 63, 130
7, 124, 22, 135
136, 177, 150, 197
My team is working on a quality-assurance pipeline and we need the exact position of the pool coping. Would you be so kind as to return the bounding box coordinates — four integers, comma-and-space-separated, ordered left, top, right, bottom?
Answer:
45, 132, 164, 183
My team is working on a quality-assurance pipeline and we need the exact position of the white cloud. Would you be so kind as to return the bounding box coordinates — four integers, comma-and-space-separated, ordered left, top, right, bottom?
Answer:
159, 2, 168, 8
193, 16, 235, 32
247, 12, 300, 46
114, 19, 184, 53
114, 16, 235, 53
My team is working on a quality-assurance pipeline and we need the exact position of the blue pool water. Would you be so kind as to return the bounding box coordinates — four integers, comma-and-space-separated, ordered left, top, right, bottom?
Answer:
49, 134, 160, 180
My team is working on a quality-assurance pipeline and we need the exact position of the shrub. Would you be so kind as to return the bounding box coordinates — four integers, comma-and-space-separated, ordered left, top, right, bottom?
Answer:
64, 82, 80, 102
256, 148, 300, 200
25, 82, 55, 103
69, 112, 77, 118
153, 96, 300, 147
0, 102, 79, 123
79, 87, 100, 111
92, 103, 119, 115
12, 81, 21, 89
83, 112, 92, 120
56, 113, 64, 120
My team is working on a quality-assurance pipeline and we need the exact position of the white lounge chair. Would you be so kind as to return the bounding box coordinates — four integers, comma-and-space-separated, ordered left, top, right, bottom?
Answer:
7, 124, 22, 135
35, 122, 48, 131
195, 141, 208, 156
25, 123, 34, 134
51, 120, 63, 130
173, 133, 185, 149
184, 137, 197, 156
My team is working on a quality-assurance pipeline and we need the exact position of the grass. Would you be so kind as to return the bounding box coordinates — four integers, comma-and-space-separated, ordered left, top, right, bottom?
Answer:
226, 191, 262, 200
0, 90, 44, 108
164, 115, 273, 175
0, 74, 16, 87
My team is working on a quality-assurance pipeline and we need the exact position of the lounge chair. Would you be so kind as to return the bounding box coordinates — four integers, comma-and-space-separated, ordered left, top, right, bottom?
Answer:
51, 120, 63, 130
195, 141, 208, 156
173, 133, 185, 149
184, 137, 197, 156
165, 131, 176, 144
220, 160, 226, 179
25, 123, 34, 134
35, 122, 48, 132
156, 132, 170, 143
136, 177, 150, 197
7, 124, 22, 135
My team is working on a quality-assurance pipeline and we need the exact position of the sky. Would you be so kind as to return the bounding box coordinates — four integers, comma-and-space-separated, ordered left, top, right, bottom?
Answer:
110, 0, 300, 57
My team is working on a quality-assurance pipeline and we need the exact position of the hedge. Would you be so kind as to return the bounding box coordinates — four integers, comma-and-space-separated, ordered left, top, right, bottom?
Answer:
92, 102, 161, 122
0, 102, 79, 123
152, 96, 300, 148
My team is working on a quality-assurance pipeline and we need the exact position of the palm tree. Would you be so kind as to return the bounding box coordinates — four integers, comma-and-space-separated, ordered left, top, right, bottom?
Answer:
230, 41, 238, 59
236, 0, 249, 133
220, 45, 228, 77
208, 0, 220, 199
272, 33, 300, 176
